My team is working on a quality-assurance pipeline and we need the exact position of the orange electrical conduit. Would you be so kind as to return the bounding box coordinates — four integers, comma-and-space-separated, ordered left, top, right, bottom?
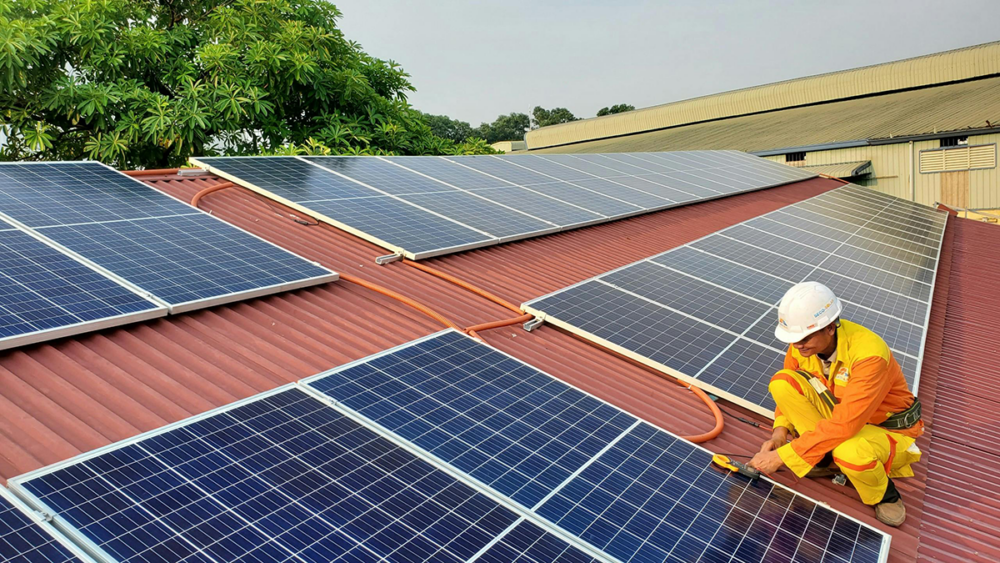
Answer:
190, 182, 236, 208
186, 176, 723, 440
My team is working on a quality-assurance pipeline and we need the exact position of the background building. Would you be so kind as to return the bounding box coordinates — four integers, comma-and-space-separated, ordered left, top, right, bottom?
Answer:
524, 41, 1000, 209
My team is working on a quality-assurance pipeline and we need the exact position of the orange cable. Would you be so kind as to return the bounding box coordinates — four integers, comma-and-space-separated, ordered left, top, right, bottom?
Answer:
190, 182, 236, 208
183, 173, 724, 439
338, 273, 463, 332
401, 259, 522, 314
561, 330, 724, 443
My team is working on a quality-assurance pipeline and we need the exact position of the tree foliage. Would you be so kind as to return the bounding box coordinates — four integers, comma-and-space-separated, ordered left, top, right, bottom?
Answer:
597, 103, 635, 116
421, 112, 474, 144
476, 112, 529, 143
0, 0, 493, 168
531, 106, 578, 129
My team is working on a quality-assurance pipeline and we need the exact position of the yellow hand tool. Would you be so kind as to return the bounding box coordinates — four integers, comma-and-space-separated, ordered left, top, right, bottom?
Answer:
712, 454, 761, 481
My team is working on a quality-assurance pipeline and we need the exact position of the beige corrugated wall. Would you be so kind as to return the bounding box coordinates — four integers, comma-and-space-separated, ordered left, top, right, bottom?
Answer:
763, 133, 1000, 207
527, 41, 1000, 150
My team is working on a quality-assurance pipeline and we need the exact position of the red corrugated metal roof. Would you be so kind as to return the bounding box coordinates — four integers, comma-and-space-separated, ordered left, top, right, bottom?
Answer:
0, 170, 994, 562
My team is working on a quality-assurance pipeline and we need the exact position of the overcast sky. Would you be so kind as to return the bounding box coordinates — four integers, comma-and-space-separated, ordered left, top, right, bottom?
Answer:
331, 0, 999, 126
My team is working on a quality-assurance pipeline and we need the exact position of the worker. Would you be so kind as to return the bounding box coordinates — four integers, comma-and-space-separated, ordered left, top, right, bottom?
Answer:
748, 281, 923, 527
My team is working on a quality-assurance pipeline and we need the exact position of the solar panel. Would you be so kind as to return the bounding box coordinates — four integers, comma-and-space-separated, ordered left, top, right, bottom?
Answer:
11, 386, 524, 563
12, 331, 890, 562
0, 225, 164, 351
0, 162, 337, 316
39, 214, 336, 311
0, 487, 94, 563
536, 423, 886, 563
191, 152, 815, 260
303, 330, 637, 510
301, 330, 889, 562
525, 185, 947, 416
473, 521, 597, 563
0, 162, 196, 228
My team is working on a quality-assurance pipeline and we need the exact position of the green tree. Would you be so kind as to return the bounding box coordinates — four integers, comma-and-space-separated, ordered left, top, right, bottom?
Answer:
473, 112, 529, 143
596, 103, 635, 116
0, 0, 492, 168
420, 112, 475, 144
531, 106, 578, 129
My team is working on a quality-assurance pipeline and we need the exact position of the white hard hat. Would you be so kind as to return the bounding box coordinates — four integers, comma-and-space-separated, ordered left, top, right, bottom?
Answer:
774, 281, 843, 344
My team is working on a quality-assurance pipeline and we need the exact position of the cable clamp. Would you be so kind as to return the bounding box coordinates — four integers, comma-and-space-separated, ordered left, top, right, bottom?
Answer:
375, 253, 403, 265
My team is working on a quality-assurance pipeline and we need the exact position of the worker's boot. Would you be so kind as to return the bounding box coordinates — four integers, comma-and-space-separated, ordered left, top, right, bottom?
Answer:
874, 480, 906, 527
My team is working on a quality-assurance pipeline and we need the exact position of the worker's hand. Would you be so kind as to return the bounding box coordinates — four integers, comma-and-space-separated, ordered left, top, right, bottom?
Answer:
749, 449, 784, 475
759, 427, 790, 453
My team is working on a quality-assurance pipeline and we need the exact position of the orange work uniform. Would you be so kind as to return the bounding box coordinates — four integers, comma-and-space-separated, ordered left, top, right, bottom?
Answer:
769, 319, 923, 504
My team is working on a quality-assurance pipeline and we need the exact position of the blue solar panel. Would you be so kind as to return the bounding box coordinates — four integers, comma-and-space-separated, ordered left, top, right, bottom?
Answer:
304, 196, 495, 257
39, 214, 335, 309
0, 162, 197, 228
14, 387, 520, 563
304, 330, 636, 509
304, 331, 890, 562
0, 488, 92, 563
191, 157, 382, 201
193, 152, 815, 260
536, 423, 885, 563
0, 227, 161, 346
395, 192, 555, 240
525, 185, 946, 416
474, 521, 597, 563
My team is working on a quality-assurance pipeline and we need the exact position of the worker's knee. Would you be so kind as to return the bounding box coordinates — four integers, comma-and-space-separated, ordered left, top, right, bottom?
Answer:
768, 369, 805, 399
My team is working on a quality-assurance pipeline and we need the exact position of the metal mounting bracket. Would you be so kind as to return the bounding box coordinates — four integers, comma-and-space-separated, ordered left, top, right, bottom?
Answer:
375, 253, 403, 265
523, 317, 544, 332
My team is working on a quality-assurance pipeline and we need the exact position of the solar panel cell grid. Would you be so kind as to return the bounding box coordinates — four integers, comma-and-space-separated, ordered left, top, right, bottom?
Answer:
467, 188, 603, 227
305, 197, 494, 256
191, 157, 380, 201
691, 235, 817, 282
833, 246, 936, 284
567, 178, 674, 209
520, 183, 640, 217
41, 214, 334, 307
535, 155, 630, 179
305, 330, 636, 509
195, 152, 815, 260
817, 255, 932, 302
649, 247, 794, 305
527, 281, 736, 375
494, 157, 595, 182
0, 488, 90, 563
445, 157, 554, 187
397, 192, 554, 239
536, 423, 882, 563
0, 229, 159, 341
0, 163, 197, 229
603, 262, 772, 333
596, 176, 700, 203
473, 521, 597, 563
720, 225, 829, 267
304, 157, 462, 196
525, 185, 945, 416
17, 387, 521, 563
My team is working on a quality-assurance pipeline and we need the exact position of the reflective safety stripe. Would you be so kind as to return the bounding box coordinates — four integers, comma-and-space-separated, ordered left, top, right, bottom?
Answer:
772, 371, 804, 395
834, 457, 879, 472
884, 435, 897, 475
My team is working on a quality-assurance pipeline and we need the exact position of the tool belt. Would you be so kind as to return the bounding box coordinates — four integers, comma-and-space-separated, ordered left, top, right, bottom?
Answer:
878, 397, 922, 430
